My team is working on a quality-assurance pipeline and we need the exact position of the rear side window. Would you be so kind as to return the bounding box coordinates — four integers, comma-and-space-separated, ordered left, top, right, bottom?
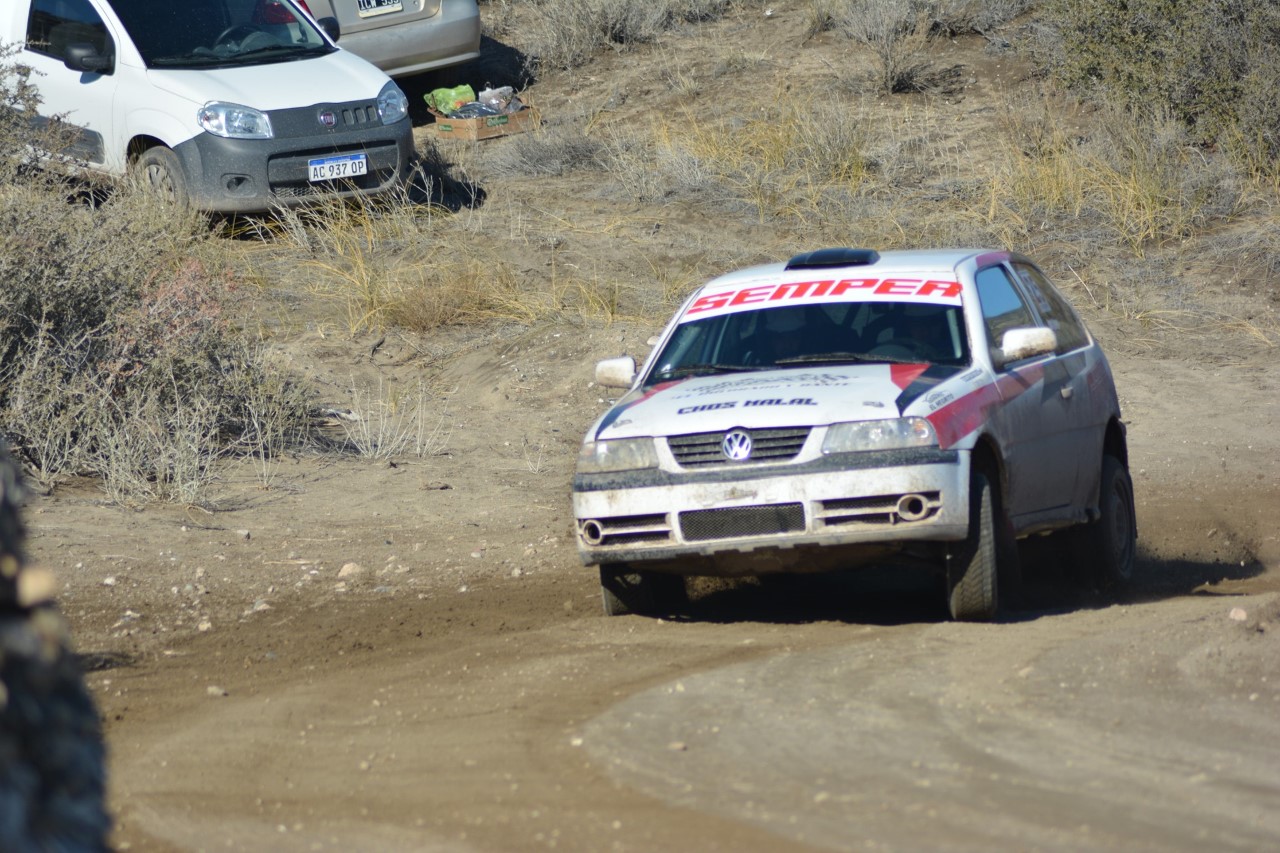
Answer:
26, 0, 111, 61
1011, 262, 1090, 353
974, 266, 1035, 353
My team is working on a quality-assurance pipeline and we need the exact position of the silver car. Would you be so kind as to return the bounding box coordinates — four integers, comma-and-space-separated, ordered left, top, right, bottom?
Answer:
303, 0, 480, 78
573, 248, 1137, 621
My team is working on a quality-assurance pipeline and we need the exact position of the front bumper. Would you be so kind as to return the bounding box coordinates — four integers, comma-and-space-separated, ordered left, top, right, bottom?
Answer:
172, 106, 413, 214
572, 448, 971, 573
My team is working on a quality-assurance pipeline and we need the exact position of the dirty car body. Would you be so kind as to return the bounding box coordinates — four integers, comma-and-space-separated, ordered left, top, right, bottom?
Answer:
303, 0, 480, 78
572, 248, 1136, 620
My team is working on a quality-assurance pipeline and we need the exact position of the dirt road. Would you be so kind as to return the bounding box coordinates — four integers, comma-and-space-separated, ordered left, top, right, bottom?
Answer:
27, 326, 1280, 852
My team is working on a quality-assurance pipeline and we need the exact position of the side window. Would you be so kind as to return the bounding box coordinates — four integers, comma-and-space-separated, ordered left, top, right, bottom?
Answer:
974, 265, 1035, 354
1011, 262, 1090, 353
26, 0, 110, 61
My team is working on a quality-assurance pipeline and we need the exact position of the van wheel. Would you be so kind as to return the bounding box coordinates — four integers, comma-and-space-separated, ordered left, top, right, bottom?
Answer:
599, 564, 686, 617
136, 147, 189, 207
947, 470, 999, 621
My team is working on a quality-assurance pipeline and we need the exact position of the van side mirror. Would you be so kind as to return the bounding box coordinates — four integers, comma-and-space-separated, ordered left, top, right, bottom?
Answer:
595, 356, 636, 389
317, 16, 341, 42
993, 327, 1057, 369
63, 43, 113, 74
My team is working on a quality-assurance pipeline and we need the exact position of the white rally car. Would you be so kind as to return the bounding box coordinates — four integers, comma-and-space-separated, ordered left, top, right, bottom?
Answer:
572, 248, 1136, 620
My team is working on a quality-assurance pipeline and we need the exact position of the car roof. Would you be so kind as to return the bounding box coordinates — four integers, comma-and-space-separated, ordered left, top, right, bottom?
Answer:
697, 248, 1008, 294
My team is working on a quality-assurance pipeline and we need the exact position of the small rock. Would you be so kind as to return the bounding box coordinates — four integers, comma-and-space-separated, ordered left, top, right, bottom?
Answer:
511, 567, 523, 578
102, 576, 117, 587
198, 620, 212, 632
207, 685, 227, 697
667, 741, 688, 752
338, 562, 365, 579
237, 529, 251, 541
1229, 607, 1248, 621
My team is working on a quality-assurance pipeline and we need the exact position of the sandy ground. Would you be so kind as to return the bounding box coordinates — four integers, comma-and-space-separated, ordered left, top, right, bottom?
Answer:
18, 6, 1280, 851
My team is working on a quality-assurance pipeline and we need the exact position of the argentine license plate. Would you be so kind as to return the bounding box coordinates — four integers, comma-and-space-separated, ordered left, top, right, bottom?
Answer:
357, 0, 403, 17
308, 153, 368, 183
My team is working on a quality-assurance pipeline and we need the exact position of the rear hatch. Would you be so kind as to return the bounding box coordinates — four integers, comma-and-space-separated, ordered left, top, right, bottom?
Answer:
312, 0, 441, 35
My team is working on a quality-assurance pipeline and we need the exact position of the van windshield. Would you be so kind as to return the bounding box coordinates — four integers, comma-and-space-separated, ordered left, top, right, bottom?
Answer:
108, 0, 334, 68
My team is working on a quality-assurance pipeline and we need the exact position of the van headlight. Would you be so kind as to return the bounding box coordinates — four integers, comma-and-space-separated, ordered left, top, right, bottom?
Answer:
198, 102, 273, 139
577, 439, 658, 473
822, 418, 937, 454
377, 82, 409, 125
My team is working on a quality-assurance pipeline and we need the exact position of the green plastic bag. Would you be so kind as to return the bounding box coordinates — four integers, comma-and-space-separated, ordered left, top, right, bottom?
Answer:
425, 85, 476, 115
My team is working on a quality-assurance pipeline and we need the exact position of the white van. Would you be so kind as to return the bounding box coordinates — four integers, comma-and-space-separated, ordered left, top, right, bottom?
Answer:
6, 0, 415, 213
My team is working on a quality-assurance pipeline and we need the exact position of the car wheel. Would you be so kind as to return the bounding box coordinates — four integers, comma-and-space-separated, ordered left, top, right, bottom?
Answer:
947, 470, 999, 621
1078, 454, 1137, 589
599, 564, 686, 617
136, 147, 190, 207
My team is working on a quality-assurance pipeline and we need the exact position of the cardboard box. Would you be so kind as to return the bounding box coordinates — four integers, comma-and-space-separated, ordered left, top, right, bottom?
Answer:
430, 107, 536, 141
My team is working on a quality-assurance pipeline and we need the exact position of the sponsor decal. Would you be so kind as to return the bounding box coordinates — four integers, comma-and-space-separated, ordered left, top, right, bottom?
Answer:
677, 397, 819, 415
684, 276, 963, 320
925, 390, 955, 410
671, 373, 853, 398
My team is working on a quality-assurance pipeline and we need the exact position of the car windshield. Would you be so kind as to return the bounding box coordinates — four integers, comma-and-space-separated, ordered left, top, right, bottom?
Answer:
646, 300, 970, 386
108, 0, 333, 68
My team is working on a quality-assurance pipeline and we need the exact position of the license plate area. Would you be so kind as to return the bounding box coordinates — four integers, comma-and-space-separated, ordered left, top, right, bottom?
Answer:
357, 0, 403, 17
308, 153, 368, 183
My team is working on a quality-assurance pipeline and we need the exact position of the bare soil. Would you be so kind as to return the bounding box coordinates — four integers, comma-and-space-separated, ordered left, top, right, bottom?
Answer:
23, 7, 1280, 851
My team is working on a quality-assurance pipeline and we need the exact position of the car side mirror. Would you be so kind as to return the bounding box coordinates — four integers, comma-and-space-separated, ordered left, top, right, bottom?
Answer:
317, 16, 341, 42
63, 43, 113, 74
994, 327, 1057, 368
595, 356, 637, 389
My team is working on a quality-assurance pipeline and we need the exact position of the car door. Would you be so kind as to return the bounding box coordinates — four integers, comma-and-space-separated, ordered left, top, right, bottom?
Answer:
974, 264, 1076, 523
21, 0, 121, 170
1010, 260, 1106, 511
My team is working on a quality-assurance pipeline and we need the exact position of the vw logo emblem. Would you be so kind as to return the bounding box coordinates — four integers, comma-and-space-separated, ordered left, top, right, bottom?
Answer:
721, 429, 753, 461
318, 109, 337, 128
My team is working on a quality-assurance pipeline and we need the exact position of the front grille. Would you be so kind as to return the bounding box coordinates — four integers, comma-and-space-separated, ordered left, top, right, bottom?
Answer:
680, 503, 806, 541
668, 427, 810, 467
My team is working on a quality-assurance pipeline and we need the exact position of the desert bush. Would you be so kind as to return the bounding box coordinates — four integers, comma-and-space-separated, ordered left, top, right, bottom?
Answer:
986, 100, 1243, 255
519, 0, 731, 71
0, 55, 315, 500
613, 96, 870, 220
1040, 0, 1280, 175
486, 125, 606, 177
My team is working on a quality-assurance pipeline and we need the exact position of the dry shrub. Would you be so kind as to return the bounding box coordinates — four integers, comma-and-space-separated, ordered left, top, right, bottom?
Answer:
518, 0, 731, 71
1039, 0, 1280, 177
988, 101, 1243, 255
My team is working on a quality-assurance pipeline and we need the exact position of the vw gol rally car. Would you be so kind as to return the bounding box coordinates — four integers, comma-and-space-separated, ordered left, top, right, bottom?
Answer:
573, 248, 1137, 620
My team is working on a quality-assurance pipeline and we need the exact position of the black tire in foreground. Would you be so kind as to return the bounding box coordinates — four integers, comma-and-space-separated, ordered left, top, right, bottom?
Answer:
0, 445, 111, 850
947, 470, 1000, 621
599, 564, 687, 617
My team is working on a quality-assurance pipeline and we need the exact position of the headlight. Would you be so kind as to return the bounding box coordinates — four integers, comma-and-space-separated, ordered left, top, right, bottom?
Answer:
377, 82, 409, 126
822, 418, 937, 454
577, 438, 659, 473
197, 102, 272, 139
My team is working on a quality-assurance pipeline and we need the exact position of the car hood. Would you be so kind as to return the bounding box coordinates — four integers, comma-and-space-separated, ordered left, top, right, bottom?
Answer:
146, 51, 390, 110
593, 363, 957, 440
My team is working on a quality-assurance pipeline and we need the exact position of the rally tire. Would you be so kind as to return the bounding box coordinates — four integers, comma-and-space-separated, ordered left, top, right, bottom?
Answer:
1079, 454, 1137, 590
948, 470, 999, 621
599, 564, 686, 617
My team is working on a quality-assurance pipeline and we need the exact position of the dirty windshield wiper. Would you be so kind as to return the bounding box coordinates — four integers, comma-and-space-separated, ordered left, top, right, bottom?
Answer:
652, 363, 768, 379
